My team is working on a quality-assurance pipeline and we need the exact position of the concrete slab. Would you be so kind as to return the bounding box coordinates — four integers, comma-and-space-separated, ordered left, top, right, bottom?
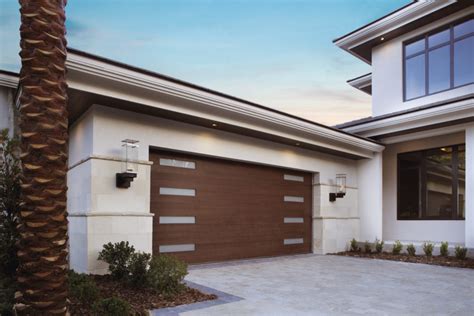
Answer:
166, 254, 474, 315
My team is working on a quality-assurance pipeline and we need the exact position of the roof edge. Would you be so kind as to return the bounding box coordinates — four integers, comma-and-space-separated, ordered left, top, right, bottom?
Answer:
332, 1, 416, 43
67, 47, 383, 148
336, 93, 474, 129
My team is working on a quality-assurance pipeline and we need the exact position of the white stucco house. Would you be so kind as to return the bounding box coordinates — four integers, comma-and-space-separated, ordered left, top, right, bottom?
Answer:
0, 1, 472, 273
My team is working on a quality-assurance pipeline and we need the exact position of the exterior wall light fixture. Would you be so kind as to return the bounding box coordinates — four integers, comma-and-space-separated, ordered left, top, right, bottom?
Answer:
329, 174, 346, 202
116, 139, 139, 188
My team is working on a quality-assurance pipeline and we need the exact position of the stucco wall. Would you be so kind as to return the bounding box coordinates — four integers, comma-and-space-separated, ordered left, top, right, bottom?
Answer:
0, 87, 15, 134
382, 131, 466, 243
371, 8, 473, 117
68, 104, 366, 272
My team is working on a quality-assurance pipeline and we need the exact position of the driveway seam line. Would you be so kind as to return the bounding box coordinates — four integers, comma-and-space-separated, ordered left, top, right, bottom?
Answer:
149, 280, 243, 316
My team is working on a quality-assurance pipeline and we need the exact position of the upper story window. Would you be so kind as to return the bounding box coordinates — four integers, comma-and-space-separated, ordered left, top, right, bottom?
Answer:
404, 17, 473, 101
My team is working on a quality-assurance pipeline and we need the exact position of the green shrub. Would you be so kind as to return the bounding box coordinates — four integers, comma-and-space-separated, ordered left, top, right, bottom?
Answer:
349, 238, 359, 252
406, 243, 416, 256
128, 252, 151, 287
423, 242, 434, 257
440, 241, 449, 257
0, 129, 21, 277
375, 239, 384, 254
147, 255, 188, 296
92, 297, 130, 316
364, 241, 371, 254
98, 241, 135, 280
0, 275, 16, 316
68, 270, 100, 304
455, 246, 467, 260
392, 240, 403, 255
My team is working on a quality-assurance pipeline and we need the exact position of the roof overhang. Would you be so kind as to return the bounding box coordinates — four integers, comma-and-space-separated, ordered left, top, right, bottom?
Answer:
334, 0, 472, 64
64, 48, 383, 159
347, 73, 371, 95
0, 50, 384, 159
0, 70, 19, 88
340, 94, 474, 140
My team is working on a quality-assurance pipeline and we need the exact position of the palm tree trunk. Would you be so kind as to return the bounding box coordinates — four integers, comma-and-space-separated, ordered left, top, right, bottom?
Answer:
15, 0, 69, 314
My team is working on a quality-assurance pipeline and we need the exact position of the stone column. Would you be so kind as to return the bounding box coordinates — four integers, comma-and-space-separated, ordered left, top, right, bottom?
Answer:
357, 152, 383, 242
465, 125, 474, 248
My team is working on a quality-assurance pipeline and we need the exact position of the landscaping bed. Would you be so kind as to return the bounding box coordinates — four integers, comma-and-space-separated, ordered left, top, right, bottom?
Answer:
334, 251, 474, 269
70, 274, 216, 315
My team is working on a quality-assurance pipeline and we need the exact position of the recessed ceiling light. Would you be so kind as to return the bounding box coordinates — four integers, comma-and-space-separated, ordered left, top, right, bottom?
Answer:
295, 143, 300, 146
212, 123, 218, 127
381, 37, 385, 41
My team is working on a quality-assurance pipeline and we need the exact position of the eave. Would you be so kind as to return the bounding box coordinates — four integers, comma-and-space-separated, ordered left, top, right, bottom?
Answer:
0, 70, 19, 89
64, 48, 383, 159
0, 50, 384, 159
340, 94, 474, 139
347, 73, 371, 95
334, 1, 471, 64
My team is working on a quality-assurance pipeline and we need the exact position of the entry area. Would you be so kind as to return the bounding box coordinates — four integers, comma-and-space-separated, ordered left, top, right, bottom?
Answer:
150, 150, 312, 263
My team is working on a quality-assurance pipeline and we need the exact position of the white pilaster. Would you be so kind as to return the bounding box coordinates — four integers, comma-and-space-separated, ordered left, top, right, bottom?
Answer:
465, 125, 474, 248
357, 152, 383, 242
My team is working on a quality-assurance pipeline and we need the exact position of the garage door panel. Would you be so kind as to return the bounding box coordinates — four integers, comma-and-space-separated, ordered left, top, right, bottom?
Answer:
155, 240, 311, 263
154, 223, 308, 243
151, 150, 312, 263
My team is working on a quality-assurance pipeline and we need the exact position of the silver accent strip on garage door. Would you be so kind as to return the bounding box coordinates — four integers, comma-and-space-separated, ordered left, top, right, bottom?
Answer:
284, 196, 304, 203
283, 174, 304, 182
284, 238, 304, 245
159, 158, 196, 169
284, 217, 304, 223
159, 244, 195, 253
160, 187, 196, 196
159, 216, 196, 224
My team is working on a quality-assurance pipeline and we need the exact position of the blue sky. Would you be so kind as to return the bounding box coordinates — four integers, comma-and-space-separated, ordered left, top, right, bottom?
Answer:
0, 0, 409, 125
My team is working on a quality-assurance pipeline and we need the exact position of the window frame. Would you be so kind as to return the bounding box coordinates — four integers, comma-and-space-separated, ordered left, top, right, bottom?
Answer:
403, 15, 474, 101
397, 144, 466, 221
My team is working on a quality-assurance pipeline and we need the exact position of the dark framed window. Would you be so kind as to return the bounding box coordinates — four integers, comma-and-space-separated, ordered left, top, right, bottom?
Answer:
397, 144, 465, 220
404, 16, 473, 101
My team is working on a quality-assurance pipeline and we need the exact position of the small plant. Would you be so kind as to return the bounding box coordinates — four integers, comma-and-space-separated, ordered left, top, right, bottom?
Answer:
440, 241, 449, 257
364, 241, 372, 254
92, 297, 131, 316
349, 238, 360, 252
68, 270, 100, 304
147, 255, 188, 296
98, 241, 136, 280
455, 246, 468, 260
406, 243, 416, 256
392, 240, 403, 255
423, 241, 434, 257
128, 252, 152, 287
375, 239, 384, 254
0, 129, 21, 276
0, 275, 16, 316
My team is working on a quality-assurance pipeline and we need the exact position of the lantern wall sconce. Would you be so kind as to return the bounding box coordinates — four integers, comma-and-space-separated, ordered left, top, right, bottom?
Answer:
329, 174, 346, 202
116, 139, 139, 188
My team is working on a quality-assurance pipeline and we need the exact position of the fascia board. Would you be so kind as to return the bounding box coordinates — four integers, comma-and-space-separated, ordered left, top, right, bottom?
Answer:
0, 73, 19, 89
381, 122, 474, 144
348, 74, 372, 91
334, 1, 453, 51
66, 53, 384, 157
344, 99, 474, 137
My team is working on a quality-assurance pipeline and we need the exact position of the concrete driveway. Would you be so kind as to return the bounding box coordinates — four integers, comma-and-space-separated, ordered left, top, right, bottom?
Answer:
157, 254, 474, 315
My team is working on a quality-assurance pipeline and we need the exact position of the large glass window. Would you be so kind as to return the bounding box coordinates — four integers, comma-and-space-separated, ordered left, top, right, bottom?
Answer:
404, 17, 473, 100
398, 144, 465, 220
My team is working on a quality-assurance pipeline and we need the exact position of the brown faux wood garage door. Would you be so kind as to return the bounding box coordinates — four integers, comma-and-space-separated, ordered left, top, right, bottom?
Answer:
150, 150, 312, 263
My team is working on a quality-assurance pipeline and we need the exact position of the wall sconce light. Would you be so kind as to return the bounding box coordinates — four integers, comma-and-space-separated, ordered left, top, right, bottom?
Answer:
329, 174, 346, 202
116, 139, 139, 188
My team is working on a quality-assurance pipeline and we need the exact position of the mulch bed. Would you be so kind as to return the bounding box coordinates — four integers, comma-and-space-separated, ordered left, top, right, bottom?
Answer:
70, 274, 217, 315
334, 251, 474, 269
